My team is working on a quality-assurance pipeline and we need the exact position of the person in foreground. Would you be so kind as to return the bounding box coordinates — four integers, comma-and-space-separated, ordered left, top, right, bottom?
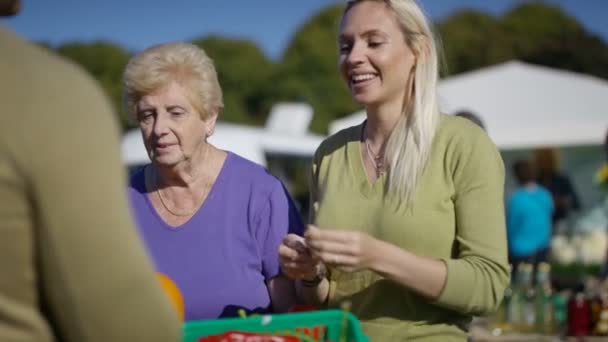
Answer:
0, 1, 181, 341
124, 42, 303, 321
279, 0, 510, 340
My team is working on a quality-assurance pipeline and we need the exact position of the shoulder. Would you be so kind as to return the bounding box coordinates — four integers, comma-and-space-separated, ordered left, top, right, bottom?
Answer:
435, 114, 492, 148
537, 185, 553, 198
226, 152, 284, 195
128, 166, 147, 193
314, 123, 361, 163
508, 189, 525, 202
0, 27, 116, 148
435, 114, 503, 171
226, 153, 298, 226
537, 184, 550, 193
2, 27, 105, 97
0, 28, 120, 173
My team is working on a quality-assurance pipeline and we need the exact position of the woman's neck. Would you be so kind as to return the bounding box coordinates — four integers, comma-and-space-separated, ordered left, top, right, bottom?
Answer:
155, 144, 212, 189
365, 97, 406, 146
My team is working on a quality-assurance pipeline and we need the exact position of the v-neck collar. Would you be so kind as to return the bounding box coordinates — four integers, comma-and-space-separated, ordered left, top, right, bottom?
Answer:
348, 123, 386, 198
143, 152, 232, 230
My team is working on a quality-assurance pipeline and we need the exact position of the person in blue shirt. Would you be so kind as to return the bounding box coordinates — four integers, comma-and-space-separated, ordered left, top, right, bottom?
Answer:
534, 148, 581, 225
507, 159, 554, 270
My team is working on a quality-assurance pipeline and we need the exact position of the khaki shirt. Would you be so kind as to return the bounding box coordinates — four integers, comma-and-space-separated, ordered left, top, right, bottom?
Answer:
0, 26, 180, 342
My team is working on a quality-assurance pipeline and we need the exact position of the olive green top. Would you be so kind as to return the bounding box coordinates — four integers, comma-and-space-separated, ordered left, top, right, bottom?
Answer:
0, 26, 180, 342
310, 114, 510, 341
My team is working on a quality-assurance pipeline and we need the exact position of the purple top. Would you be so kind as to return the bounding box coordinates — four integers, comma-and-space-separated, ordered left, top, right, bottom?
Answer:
128, 152, 303, 321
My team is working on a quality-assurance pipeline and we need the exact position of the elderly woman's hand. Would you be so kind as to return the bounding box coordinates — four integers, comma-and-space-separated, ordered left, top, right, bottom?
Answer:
304, 224, 380, 273
278, 234, 321, 280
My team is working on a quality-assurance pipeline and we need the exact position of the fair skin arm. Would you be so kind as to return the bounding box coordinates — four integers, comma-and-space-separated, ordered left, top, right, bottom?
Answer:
279, 234, 330, 305
266, 275, 299, 312
278, 225, 448, 303
295, 277, 330, 307
305, 225, 447, 300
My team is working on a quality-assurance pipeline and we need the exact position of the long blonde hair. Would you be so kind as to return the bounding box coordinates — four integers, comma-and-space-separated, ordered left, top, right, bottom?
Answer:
345, 0, 440, 206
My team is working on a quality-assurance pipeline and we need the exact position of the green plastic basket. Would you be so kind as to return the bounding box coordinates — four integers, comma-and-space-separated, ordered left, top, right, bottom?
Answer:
183, 309, 369, 342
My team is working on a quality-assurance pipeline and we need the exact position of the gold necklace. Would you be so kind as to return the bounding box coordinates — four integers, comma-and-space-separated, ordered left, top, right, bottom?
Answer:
149, 166, 200, 217
151, 146, 215, 217
156, 187, 199, 217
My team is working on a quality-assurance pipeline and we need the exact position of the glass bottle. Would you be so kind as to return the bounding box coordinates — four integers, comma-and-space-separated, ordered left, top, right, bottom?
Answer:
521, 263, 536, 332
509, 263, 534, 332
552, 290, 569, 335
534, 262, 555, 334
568, 291, 590, 337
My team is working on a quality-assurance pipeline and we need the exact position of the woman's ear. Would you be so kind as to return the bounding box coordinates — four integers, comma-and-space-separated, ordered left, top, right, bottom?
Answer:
205, 110, 219, 138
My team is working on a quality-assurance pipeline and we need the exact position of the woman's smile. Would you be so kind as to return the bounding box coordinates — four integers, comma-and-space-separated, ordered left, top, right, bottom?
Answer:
349, 72, 379, 91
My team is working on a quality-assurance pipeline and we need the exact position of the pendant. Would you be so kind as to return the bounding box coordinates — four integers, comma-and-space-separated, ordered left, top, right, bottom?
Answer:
375, 157, 385, 176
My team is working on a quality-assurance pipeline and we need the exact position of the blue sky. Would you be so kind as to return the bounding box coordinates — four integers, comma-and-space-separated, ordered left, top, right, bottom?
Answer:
3, 0, 607, 60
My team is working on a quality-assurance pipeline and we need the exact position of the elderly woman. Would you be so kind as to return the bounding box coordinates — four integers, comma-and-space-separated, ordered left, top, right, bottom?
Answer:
124, 42, 302, 321
279, 0, 509, 340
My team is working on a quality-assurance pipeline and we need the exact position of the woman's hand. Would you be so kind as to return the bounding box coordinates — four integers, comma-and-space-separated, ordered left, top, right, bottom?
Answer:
304, 224, 380, 273
278, 234, 321, 280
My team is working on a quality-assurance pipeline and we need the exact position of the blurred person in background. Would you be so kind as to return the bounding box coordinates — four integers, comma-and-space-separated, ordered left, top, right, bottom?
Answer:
0, 1, 181, 341
506, 160, 554, 270
454, 109, 485, 130
123, 42, 303, 321
278, 0, 509, 340
534, 147, 581, 226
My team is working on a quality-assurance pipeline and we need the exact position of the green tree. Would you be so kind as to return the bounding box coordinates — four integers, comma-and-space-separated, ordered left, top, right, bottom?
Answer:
438, 10, 514, 76
50, 1, 608, 134
56, 41, 132, 129
438, 3, 608, 79
501, 3, 608, 79
501, 3, 582, 57
277, 4, 358, 133
191, 35, 274, 125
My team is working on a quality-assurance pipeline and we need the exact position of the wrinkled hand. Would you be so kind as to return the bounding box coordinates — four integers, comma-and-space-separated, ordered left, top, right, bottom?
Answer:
305, 224, 379, 273
278, 234, 321, 280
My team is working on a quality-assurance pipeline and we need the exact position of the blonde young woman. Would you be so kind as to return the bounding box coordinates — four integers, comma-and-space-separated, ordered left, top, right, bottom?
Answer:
279, 0, 509, 340
124, 42, 302, 321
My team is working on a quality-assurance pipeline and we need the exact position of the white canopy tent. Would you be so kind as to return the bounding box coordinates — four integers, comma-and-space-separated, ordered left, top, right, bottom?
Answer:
330, 61, 608, 150
121, 103, 324, 167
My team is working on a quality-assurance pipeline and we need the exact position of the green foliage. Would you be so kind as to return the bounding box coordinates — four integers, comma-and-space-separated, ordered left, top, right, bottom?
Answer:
278, 4, 359, 133
439, 3, 608, 78
51, 2, 608, 133
438, 10, 514, 76
191, 36, 274, 125
55, 41, 132, 129
500, 3, 608, 77
501, 3, 582, 57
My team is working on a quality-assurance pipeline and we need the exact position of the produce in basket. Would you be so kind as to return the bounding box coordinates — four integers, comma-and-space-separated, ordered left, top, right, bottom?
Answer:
198, 331, 313, 342
157, 273, 185, 321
